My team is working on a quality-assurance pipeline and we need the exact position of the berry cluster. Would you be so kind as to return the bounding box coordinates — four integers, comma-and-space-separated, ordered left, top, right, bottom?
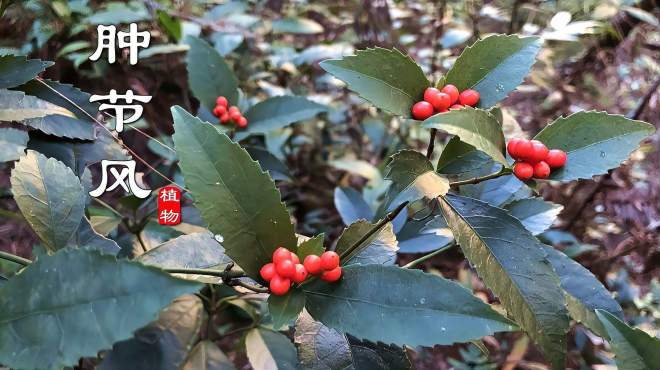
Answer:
507, 138, 567, 181
212, 96, 248, 128
411, 84, 480, 120
260, 247, 342, 295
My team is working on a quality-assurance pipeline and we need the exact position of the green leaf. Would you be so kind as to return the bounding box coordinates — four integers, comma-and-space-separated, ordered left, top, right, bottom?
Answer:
334, 187, 374, 225
0, 127, 28, 162
235, 96, 327, 140
185, 36, 239, 110
99, 295, 205, 370
439, 194, 569, 369
172, 106, 297, 279
157, 9, 182, 41
272, 17, 324, 34
268, 288, 306, 329
0, 55, 53, 89
138, 232, 231, 270
304, 264, 516, 347
533, 111, 655, 181
245, 146, 292, 181
459, 166, 531, 207
436, 137, 497, 181
543, 246, 623, 337
245, 328, 298, 370
382, 149, 450, 211
15, 78, 98, 118
211, 32, 244, 56
335, 221, 398, 266
86, 1, 151, 24
181, 340, 237, 370
504, 198, 563, 235
10, 150, 85, 252
596, 310, 660, 370
320, 48, 429, 117
71, 217, 121, 254
422, 107, 507, 165
294, 311, 414, 370
444, 34, 541, 107
0, 89, 94, 140
0, 248, 201, 370
28, 129, 128, 176
297, 233, 325, 260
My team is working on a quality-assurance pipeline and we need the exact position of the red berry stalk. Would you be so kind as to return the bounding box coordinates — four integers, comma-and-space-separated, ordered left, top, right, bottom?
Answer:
507, 138, 567, 181
411, 84, 479, 120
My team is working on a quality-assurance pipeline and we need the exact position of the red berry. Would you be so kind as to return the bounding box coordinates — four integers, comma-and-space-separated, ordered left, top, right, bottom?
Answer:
533, 161, 551, 179
260, 263, 276, 281
229, 110, 242, 121
276, 259, 295, 278
273, 247, 292, 264
545, 149, 567, 168
290, 253, 300, 264
320, 251, 340, 271
219, 113, 230, 124
213, 106, 226, 117
441, 84, 460, 104
513, 162, 534, 181
228, 106, 240, 115
269, 275, 290, 295
431, 92, 452, 111
321, 266, 342, 282
516, 139, 534, 161
303, 255, 322, 275
411, 101, 434, 120
423, 87, 441, 104
449, 104, 463, 110
216, 96, 228, 107
507, 138, 522, 159
529, 140, 549, 163
458, 89, 480, 106
292, 263, 308, 283
237, 116, 248, 128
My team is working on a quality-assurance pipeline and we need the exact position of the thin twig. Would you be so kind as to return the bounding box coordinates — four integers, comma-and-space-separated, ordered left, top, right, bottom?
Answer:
403, 242, 455, 268
426, 129, 438, 159
338, 201, 409, 260
449, 169, 508, 187
165, 268, 246, 279
0, 251, 31, 266
228, 279, 269, 293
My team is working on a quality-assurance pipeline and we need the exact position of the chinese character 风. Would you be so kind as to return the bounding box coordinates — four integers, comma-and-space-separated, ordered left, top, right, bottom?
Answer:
89, 160, 151, 199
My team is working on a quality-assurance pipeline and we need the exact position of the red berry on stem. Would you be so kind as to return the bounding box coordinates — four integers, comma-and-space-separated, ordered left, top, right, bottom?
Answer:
533, 161, 551, 179
516, 139, 534, 161
230, 110, 242, 121
321, 266, 342, 282
513, 162, 534, 181
228, 106, 240, 115
219, 113, 230, 124
212, 106, 223, 117
237, 116, 248, 128
458, 89, 480, 106
423, 87, 440, 104
303, 255, 322, 275
507, 138, 522, 159
276, 259, 295, 278
260, 263, 276, 281
292, 264, 308, 283
273, 247, 292, 264
290, 253, 300, 265
270, 275, 290, 295
320, 251, 340, 271
529, 140, 549, 163
545, 149, 567, 168
216, 96, 228, 107
411, 101, 434, 120
441, 84, 460, 104
431, 92, 451, 111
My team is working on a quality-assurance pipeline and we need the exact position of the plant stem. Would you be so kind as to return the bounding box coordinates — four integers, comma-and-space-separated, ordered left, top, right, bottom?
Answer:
403, 243, 456, 268
165, 268, 245, 279
449, 169, 508, 187
338, 201, 409, 260
0, 251, 31, 267
426, 129, 438, 159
